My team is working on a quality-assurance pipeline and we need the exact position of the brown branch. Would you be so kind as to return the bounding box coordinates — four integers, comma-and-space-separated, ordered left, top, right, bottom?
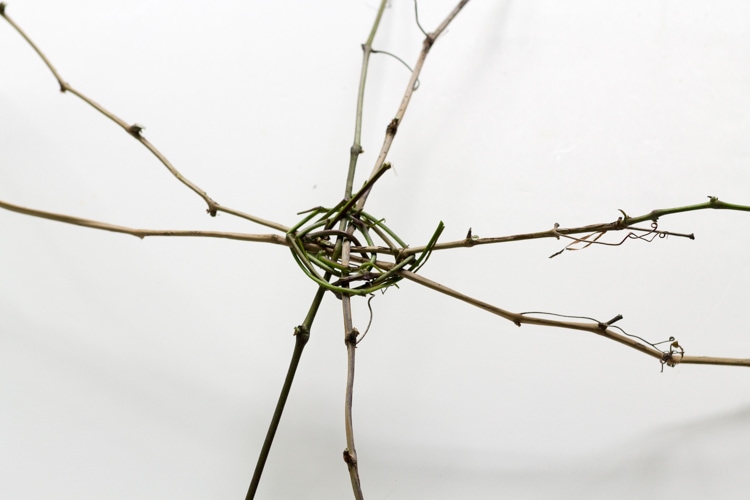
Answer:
396, 268, 750, 368
0, 5, 287, 233
0, 197, 288, 245
396, 197, 750, 257
355, 0, 472, 210
334, 4, 473, 497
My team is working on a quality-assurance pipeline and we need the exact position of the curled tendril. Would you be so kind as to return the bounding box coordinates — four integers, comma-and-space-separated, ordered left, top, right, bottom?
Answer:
520, 311, 685, 371
549, 220, 694, 258
413, 0, 429, 38
287, 202, 443, 297
371, 49, 421, 91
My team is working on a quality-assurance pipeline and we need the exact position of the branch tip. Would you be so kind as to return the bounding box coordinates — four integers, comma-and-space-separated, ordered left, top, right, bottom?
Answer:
599, 314, 623, 329
0, 3, 6, 15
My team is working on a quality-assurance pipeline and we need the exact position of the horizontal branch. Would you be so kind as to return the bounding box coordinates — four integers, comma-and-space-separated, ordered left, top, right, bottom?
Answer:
397, 268, 750, 368
1, 4, 288, 233
396, 197, 750, 257
0, 197, 287, 245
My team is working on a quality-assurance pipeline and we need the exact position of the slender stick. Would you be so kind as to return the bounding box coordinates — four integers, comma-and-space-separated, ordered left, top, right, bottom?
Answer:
246, 286, 327, 500
335, 5, 474, 497
355, 0, 472, 210
0, 198, 287, 244
398, 269, 750, 368
337, 1, 388, 496
0, 5, 287, 232
341, 292, 364, 499
349, 197, 750, 257
344, 0, 387, 199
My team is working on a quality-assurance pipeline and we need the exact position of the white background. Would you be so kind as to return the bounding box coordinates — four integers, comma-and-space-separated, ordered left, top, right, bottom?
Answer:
2, 1, 750, 498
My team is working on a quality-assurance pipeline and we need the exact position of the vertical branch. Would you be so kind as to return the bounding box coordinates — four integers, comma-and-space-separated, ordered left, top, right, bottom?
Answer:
337, 3, 472, 497
344, 0, 387, 198
342, 291, 364, 499
337, 1, 388, 497
356, 0, 472, 210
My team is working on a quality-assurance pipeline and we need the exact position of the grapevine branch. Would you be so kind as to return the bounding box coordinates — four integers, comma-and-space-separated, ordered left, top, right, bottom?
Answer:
337, 1, 470, 496
396, 268, 750, 368
0, 198, 287, 244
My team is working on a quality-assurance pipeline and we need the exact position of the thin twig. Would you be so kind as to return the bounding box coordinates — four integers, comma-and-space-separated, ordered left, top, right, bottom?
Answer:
398, 269, 750, 368
337, 0, 389, 494
0, 5, 287, 232
355, 0, 472, 210
245, 287, 326, 500
341, 290, 364, 499
396, 197, 750, 257
336, 5, 472, 493
0, 197, 287, 244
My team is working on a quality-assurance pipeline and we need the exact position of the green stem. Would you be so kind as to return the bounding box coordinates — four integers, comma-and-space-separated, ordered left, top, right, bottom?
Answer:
245, 286, 327, 499
344, 0, 387, 199
624, 196, 750, 224
398, 197, 750, 256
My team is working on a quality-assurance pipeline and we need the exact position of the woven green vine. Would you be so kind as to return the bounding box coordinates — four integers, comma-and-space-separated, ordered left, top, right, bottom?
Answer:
287, 174, 445, 296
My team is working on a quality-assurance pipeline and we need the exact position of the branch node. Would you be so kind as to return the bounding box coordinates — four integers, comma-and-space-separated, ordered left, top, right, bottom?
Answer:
128, 123, 145, 137
206, 202, 219, 217
386, 117, 399, 136
345, 328, 359, 345
343, 449, 357, 465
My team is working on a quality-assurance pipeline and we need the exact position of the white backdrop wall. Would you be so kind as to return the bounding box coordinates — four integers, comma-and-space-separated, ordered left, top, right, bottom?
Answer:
1, 1, 749, 498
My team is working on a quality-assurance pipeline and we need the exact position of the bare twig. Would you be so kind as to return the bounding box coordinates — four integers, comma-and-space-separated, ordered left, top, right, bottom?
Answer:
0, 197, 286, 244
337, 0, 389, 494
355, 0, 472, 209
0, 5, 287, 232
398, 269, 750, 368
391, 197, 750, 257
335, 6, 473, 495
341, 291, 364, 499
245, 288, 326, 500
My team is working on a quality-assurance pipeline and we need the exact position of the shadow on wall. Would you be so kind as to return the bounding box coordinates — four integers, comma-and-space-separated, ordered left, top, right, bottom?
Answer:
364, 405, 750, 500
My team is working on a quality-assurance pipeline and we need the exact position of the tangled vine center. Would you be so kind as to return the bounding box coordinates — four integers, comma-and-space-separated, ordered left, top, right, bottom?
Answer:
287, 199, 443, 297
